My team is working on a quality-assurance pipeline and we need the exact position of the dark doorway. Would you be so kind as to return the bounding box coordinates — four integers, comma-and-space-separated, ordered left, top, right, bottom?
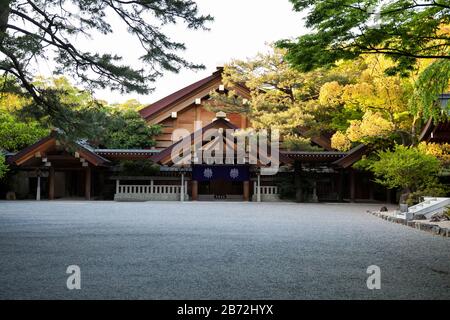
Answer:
198, 180, 244, 200
65, 171, 85, 198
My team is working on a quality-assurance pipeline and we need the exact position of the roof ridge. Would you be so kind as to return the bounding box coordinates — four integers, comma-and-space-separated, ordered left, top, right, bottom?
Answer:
139, 70, 223, 120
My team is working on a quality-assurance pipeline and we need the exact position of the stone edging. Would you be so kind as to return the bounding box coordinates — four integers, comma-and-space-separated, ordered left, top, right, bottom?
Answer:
368, 211, 450, 238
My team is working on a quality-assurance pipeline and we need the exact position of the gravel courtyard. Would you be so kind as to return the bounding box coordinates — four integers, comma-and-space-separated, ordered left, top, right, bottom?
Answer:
0, 201, 448, 300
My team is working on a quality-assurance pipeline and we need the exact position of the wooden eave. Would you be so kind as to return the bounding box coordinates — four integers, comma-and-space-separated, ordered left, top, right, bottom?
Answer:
139, 69, 251, 125
332, 144, 369, 169
8, 133, 110, 167
419, 118, 450, 143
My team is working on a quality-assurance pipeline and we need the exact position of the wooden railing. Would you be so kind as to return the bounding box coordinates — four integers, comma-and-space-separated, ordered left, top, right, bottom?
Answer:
116, 180, 188, 195
117, 184, 184, 195
253, 182, 278, 195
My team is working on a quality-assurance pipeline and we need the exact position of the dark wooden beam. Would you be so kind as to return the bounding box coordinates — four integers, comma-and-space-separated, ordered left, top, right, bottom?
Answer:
85, 167, 91, 200
338, 169, 344, 202
191, 180, 198, 201
48, 167, 55, 200
294, 161, 303, 203
350, 169, 356, 203
243, 181, 250, 201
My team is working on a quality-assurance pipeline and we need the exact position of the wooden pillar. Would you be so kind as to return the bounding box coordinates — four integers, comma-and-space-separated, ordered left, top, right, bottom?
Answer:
338, 169, 344, 202
191, 180, 198, 201
350, 169, 356, 203
311, 181, 318, 203
243, 180, 250, 201
48, 167, 55, 200
36, 175, 41, 201
98, 170, 105, 199
180, 173, 185, 202
257, 173, 261, 202
85, 167, 91, 200
294, 161, 303, 203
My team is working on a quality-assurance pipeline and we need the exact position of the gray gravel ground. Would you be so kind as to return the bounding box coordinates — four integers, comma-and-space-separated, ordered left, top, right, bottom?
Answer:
0, 201, 448, 300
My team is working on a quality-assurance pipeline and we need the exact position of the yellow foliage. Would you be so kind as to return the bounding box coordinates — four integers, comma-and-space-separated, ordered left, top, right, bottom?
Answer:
346, 120, 364, 142
418, 142, 450, 165
319, 81, 343, 107
340, 55, 409, 114
0, 92, 30, 112
331, 131, 352, 151
346, 111, 395, 141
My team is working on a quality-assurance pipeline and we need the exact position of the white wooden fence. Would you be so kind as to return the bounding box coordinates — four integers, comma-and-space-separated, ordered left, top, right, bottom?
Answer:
115, 180, 188, 201
252, 182, 280, 202
117, 184, 184, 195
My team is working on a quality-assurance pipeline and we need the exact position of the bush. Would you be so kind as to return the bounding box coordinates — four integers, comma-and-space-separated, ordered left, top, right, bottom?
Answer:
369, 144, 441, 191
276, 175, 296, 200
0, 154, 8, 179
406, 184, 449, 206
118, 160, 160, 176
444, 207, 450, 220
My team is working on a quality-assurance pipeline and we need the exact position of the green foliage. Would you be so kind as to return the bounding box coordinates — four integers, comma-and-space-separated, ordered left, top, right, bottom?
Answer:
353, 154, 378, 171
10, 77, 160, 149
118, 160, 160, 176
221, 46, 367, 142
110, 99, 144, 111
100, 109, 161, 149
220, 47, 317, 133
203, 90, 251, 115
0, 154, 8, 179
368, 145, 442, 192
223, 47, 420, 153
0, 112, 49, 152
406, 184, 449, 206
0, 0, 212, 98
19, 77, 108, 142
278, 1, 450, 75
0, 1, 212, 138
276, 175, 296, 200
410, 59, 450, 121
444, 207, 450, 219
282, 135, 323, 151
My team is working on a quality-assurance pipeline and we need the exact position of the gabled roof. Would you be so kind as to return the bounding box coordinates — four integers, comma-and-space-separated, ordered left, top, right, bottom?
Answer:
296, 127, 334, 151
8, 131, 110, 167
419, 118, 450, 143
332, 144, 368, 168
7, 134, 55, 165
151, 117, 291, 165
151, 117, 238, 164
139, 68, 223, 121
139, 68, 251, 124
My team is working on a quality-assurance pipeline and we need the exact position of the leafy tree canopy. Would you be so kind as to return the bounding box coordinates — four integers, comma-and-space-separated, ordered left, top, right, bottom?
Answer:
328, 55, 417, 150
1, 76, 161, 150
209, 46, 366, 150
409, 59, 450, 120
277, 0, 450, 75
0, 111, 49, 152
99, 108, 161, 149
0, 0, 212, 128
366, 144, 442, 192
214, 46, 423, 151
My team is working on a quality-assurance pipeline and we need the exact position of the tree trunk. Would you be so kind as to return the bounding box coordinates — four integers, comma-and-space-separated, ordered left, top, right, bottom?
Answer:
0, 1, 11, 34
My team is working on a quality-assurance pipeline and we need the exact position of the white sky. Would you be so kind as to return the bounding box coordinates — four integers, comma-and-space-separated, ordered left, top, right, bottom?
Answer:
47, 0, 307, 105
